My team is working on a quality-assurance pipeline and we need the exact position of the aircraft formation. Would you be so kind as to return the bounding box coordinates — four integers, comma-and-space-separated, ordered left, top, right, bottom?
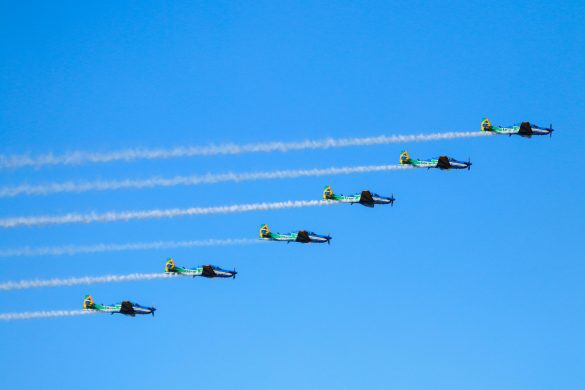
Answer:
81, 119, 554, 317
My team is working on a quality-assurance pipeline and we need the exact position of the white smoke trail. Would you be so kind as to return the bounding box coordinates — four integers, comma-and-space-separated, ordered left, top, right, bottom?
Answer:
0, 199, 335, 229
0, 310, 96, 321
0, 131, 491, 170
0, 273, 177, 291
0, 164, 410, 198
0, 238, 260, 258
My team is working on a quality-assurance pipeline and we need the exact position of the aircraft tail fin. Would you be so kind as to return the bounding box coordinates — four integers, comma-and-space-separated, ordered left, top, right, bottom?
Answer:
259, 224, 271, 238
165, 258, 175, 272
323, 185, 334, 200
481, 118, 492, 131
399, 151, 411, 164
83, 295, 94, 309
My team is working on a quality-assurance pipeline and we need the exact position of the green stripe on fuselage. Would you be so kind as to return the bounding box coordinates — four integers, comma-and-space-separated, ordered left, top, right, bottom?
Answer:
410, 158, 438, 168
173, 266, 203, 276
90, 303, 120, 312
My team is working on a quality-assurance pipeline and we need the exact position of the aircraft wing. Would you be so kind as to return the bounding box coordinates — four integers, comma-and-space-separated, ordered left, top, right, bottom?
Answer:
436, 156, 451, 169
202, 265, 216, 277
518, 121, 533, 136
120, 301, 136, 316
359, 190, 375, 206
295, 230, 311, 243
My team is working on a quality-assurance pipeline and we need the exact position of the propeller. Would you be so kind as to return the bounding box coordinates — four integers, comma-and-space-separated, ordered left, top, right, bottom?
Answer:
390, 194, 395, 207
233, 268, 237, 279
550, 123, 553, 138
327, 234, 331, 245
467, 158, 471, 171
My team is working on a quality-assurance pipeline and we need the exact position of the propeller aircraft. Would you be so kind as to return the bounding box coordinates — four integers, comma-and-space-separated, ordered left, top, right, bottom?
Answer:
481, 118, 554, 137
323, 185, 395, 207
259, 224, 332, 244
165, 258, 237, 279
400, 151, 472, 170
82, 295, 156, 317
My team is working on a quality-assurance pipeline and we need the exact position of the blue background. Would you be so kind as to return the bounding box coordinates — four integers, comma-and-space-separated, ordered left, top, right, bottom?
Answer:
1, 1, 584, 389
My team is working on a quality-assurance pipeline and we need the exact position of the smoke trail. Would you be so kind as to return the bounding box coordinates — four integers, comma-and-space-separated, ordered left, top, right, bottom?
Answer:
0, 310, 96, 321
0, 131, 491, 170
0, 164, 410, 198
0, 164, 409, 198
0, 199, 335, 229
0, 273, 177, 291
0, 238, 260, 258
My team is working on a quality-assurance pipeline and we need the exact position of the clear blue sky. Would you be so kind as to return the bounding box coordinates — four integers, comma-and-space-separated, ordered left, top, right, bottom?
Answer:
1, 1, 584, 389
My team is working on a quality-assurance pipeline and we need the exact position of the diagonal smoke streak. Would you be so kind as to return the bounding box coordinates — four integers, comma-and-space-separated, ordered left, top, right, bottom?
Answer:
0, 310, 96, 321
0, 238, 261, 258
0, 131, 491, 170
0, 273, 177, 291
0, 199, 336, 229
0, 164, 411, 198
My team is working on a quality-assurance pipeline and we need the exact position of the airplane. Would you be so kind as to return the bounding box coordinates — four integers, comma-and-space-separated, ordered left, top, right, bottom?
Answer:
259, 224, 332, 244
323, 185, 395, 208
481, 118, 554, 137
399, 150, 471, 170
83, 295, 156, 317
165, 258, 237, 279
